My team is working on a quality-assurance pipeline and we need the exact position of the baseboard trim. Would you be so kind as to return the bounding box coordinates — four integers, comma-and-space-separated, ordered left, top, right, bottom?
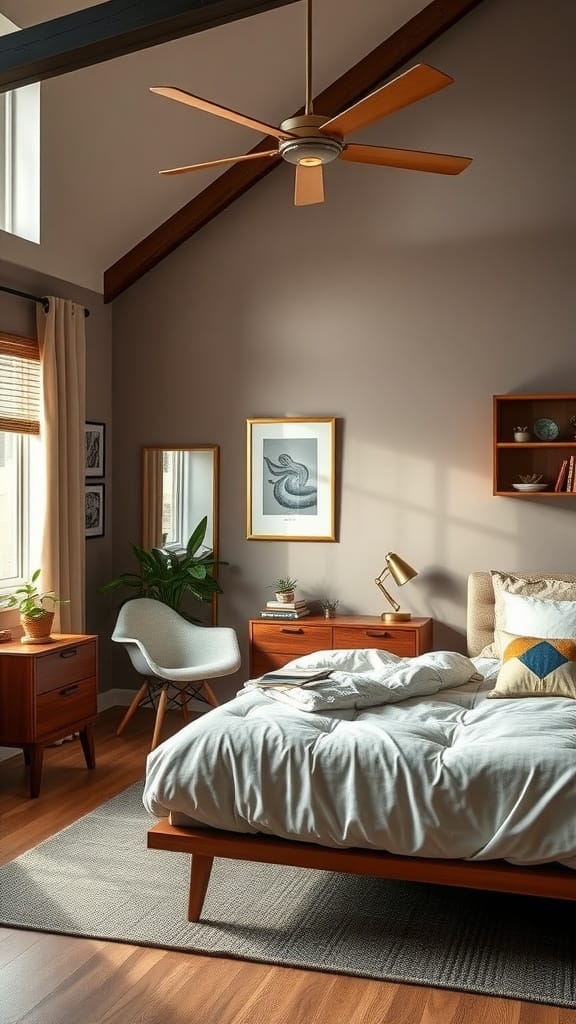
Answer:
0, 688, 210, 762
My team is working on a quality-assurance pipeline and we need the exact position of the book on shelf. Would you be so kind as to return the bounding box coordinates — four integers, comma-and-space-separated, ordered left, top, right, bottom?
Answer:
566, 455, 575, 493
554, 458, 569, 492
259, 608, 311, 619
265, 599, 308, 610
255, 668, 332, 688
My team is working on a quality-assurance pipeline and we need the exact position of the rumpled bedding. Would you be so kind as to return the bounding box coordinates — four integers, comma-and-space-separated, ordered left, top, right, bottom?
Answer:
143, 648, 576, 868
242, 649, 483, 711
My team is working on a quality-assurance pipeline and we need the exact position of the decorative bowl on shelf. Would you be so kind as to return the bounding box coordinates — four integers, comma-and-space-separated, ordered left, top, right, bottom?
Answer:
533, 417, 559, 441
512, 483, 549, 492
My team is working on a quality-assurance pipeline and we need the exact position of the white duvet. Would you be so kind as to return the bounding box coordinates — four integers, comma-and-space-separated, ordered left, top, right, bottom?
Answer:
143, 649, 576, 868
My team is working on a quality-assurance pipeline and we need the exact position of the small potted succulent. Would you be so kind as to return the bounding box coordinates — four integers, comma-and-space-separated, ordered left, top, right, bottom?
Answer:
0, 569, 69, 644
270, 576, 298, 603
513, 425, 531, 442
320, 598, 340, 619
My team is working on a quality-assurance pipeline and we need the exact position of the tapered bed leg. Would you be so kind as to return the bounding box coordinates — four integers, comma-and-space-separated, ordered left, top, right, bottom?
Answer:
188, 854, 214, 921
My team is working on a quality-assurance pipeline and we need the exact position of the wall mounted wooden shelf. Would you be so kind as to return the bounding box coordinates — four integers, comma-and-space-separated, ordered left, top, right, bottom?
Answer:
493, 394, 576, 497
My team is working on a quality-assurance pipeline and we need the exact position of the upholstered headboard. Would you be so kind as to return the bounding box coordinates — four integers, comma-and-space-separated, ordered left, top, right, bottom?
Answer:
466, 571, 576, 657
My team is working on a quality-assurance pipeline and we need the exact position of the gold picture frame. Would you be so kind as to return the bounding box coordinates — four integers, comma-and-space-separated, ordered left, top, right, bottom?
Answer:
247, 417, 336, 541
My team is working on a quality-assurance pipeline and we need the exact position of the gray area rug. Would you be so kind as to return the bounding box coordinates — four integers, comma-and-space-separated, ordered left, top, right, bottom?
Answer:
1, 781, 575, 1008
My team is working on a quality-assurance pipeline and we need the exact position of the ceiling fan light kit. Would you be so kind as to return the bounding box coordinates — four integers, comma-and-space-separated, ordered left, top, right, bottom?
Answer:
151, 0, 472, 207
278, 116, 343, 167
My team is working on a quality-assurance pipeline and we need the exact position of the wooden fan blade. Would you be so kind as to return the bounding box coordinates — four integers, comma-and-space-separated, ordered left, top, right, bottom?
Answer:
294, 163, 325, 206
150, 87, 294, 141
341, 143, 472, 175
321, 64, 454, 139
159, 150, 279, 176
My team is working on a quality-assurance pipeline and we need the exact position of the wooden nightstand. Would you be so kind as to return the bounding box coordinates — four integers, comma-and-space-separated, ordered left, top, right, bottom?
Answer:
0, 633, 98, 797
249, 616, 433, 678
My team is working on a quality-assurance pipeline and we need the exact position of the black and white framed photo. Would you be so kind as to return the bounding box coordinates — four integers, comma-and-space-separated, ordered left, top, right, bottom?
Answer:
85, 483, 105, 538
247, 417, 336, 541
85, 421, 105, 478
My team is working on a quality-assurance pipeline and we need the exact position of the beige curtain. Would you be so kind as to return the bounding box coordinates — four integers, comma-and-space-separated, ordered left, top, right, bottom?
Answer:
37, 298, 86, 633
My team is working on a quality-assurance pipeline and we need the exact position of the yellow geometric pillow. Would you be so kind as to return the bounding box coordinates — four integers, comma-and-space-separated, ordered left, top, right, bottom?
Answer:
487, 635, 576, 699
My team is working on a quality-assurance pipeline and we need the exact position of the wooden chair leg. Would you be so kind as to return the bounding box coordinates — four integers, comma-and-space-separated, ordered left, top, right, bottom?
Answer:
202, 680, 219, 708
116, 681, 150, 736
179, 688, 190, 724
150, 684, 169, 752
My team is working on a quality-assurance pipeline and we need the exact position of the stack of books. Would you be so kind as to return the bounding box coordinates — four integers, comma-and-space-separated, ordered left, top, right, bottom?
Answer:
260, 597, 310, 620
255, 668, 331, 688
554, 456, 576, 492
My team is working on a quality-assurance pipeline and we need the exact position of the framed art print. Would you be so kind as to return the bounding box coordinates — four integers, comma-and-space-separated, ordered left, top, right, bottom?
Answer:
247, 417, 336, 541
85, 483, 105, 538
85, 421, 105, 477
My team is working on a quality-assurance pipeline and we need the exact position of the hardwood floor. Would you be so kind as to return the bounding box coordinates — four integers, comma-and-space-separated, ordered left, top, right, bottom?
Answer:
1, 707, 575, 1024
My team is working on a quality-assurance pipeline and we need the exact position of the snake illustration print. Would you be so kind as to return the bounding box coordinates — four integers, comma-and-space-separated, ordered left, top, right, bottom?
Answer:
263, 453, 317, 509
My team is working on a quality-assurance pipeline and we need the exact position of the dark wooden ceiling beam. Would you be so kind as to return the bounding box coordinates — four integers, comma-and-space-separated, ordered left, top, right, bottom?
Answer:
0, 0, 298, 93
103, 0, 486, 302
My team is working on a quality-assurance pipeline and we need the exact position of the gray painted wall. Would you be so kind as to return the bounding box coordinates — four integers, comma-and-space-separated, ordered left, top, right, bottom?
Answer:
109, 0, 576, 696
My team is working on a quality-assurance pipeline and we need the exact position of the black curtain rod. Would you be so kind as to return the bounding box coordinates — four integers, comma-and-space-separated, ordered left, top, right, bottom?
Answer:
0, 284, 90, 318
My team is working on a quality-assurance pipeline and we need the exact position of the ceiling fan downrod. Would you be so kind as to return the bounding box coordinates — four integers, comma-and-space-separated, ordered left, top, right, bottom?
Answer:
305, 0, 313, 115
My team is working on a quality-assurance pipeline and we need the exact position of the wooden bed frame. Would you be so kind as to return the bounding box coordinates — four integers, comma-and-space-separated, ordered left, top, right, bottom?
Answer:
147, 571, 576, 920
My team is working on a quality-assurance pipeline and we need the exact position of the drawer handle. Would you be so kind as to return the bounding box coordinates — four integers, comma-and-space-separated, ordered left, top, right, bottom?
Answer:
60, 649, 78, 659
280, 627, 304, 635
60, 684, 79, 697
365, 630, 390, 638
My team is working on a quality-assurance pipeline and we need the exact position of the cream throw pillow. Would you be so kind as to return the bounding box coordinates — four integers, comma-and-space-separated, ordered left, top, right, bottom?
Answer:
487, 634, 576, 699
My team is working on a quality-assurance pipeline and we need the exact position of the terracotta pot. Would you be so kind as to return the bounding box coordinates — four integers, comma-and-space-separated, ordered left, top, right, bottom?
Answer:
20, 610, 54, 645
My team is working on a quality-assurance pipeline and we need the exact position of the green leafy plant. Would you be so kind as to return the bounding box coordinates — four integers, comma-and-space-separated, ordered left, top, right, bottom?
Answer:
269, 576, 298, 594
0, 568, 69, 619
100, 516, 226, 621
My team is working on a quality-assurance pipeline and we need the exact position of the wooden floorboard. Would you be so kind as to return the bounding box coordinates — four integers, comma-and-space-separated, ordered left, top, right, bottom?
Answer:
1, 707, 575, 1024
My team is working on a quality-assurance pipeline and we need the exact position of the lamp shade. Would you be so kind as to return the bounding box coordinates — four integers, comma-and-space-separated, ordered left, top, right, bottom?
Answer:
385, 552, 418, 587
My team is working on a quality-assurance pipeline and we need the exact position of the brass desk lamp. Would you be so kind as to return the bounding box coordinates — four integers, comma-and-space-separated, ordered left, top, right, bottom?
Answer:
374, 552, 418, 622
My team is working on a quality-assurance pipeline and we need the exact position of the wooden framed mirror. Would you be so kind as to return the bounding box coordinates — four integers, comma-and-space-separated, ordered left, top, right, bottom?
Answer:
142, 446, 220, 624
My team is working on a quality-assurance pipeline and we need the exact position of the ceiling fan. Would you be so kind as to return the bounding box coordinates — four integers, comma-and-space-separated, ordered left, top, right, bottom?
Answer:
150, 0, 472, 207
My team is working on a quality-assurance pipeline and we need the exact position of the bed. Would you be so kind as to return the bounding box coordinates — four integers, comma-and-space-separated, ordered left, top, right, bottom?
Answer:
144, 571, 576, 920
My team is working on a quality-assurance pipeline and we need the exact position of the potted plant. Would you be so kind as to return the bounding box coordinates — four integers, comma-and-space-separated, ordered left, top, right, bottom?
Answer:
0, 569, 69, 644
269, 576, 298, 603
320, 598, 339, 619
101, 516, 226, 622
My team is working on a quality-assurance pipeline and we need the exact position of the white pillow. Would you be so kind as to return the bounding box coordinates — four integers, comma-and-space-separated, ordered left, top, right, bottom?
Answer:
481, 572, 576, 659
502, 591, 576, 638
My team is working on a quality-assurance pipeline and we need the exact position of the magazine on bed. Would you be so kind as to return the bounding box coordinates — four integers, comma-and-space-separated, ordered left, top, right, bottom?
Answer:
255, 668, 333, 688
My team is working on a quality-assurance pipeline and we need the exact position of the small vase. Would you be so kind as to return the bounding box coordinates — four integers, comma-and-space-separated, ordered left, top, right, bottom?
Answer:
514, 431, 531, 442
275, 592, 294, 604
20, 611, 54, 644
324, 609, 334, 619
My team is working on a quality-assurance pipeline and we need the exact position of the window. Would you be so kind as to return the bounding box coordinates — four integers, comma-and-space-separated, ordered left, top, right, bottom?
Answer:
0, 333, 42, 593
0, 13, 40, 244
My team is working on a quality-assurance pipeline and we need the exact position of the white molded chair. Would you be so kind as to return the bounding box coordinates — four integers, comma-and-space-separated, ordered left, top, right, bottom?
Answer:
112, 598, 241, 751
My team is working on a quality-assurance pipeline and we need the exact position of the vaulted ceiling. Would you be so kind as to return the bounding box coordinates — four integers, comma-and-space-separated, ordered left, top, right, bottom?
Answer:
0, 0, 484, 298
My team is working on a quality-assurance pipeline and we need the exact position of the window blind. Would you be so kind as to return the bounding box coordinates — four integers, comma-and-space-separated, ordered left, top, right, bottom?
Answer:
0, 332, 40, 435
